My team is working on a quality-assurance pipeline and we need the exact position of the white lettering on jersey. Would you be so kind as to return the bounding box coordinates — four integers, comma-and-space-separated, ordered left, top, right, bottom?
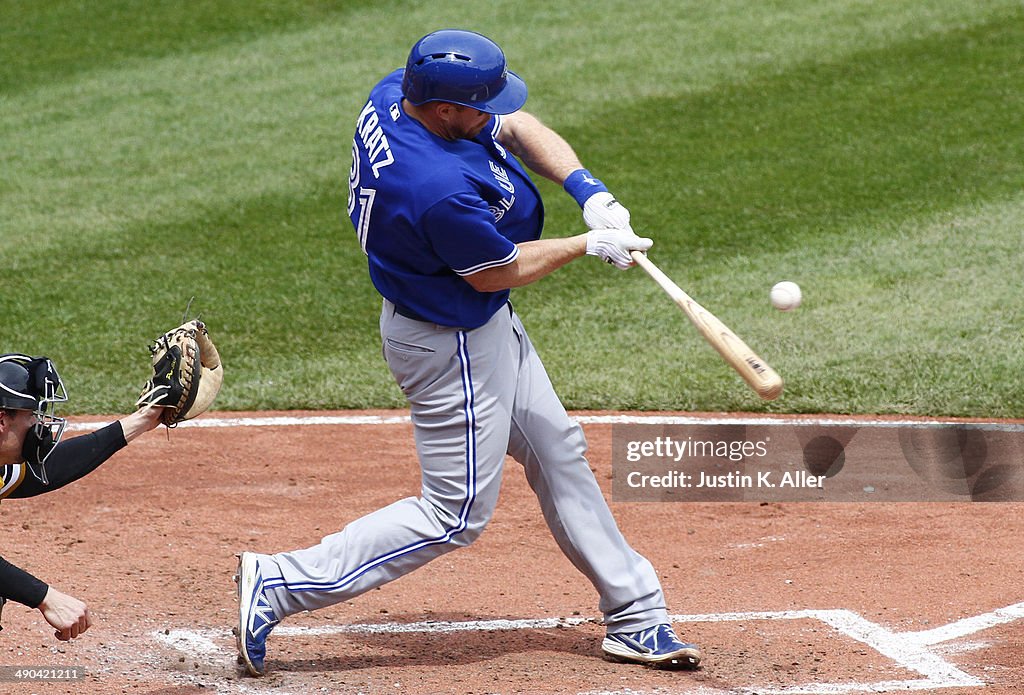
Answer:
487, 161, 516, 222
488, 197, 516, 223
488, 162, 515, 194
355, 100, 395, 179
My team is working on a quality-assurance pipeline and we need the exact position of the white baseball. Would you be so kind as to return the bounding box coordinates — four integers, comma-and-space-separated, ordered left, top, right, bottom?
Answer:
770, 281, 802, 311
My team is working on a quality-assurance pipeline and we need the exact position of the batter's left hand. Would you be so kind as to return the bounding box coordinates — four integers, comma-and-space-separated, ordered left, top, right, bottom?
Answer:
586, 227, 653, 269
583, 191, 631, 230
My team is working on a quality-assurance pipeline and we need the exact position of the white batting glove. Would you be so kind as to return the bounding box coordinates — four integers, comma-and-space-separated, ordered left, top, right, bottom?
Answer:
585, 228, 653, 270
582, 191, 631, 231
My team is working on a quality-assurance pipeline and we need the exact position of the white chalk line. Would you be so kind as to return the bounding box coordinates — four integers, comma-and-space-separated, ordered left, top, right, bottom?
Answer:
152, 602, 1024, 694
67, 412, 1024, 433
729, 534, 787, 549
904, 600, 1024, 646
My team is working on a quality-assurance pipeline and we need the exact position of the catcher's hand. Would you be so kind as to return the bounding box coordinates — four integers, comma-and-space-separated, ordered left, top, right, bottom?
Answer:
136, 319, 223, 426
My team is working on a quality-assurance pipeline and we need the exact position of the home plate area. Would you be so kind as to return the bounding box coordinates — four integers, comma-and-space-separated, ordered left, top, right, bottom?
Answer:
152, 601, 1024, 694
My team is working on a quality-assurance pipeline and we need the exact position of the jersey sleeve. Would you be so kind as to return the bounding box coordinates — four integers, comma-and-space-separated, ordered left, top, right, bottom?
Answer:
420, 192, 519, 276
4, 421, 127, 499
0, 555, 48, 608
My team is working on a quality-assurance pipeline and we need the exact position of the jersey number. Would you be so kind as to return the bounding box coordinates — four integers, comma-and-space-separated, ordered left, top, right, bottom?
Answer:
347, 140, 376, 253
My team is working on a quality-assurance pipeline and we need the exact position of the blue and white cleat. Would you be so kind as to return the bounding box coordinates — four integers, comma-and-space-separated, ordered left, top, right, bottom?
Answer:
602, 623, 701, 668
234, 552, 280, 676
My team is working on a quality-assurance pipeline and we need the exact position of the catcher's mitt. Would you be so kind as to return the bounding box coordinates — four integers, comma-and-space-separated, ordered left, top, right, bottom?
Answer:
136, 319, 223, 426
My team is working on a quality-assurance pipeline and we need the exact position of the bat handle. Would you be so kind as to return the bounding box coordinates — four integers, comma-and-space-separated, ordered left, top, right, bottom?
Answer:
630, 251, 686, 302
630, 250, 660, 277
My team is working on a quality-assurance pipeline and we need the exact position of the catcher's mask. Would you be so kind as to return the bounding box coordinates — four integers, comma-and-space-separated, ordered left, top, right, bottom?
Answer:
0, 354, 68, 484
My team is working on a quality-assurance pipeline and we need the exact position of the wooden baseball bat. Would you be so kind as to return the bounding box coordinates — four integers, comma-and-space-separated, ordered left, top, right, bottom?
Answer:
630, 250, 783, 401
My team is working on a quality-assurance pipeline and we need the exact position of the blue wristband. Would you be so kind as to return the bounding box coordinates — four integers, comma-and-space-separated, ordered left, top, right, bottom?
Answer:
563, 169, 608, 207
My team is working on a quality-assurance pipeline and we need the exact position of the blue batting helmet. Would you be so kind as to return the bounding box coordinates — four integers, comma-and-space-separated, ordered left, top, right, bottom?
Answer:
401, 29, 528, 115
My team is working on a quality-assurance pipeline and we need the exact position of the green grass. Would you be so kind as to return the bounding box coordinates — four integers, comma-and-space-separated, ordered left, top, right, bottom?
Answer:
0, 1, 370, 91
1, 0, 1021, 416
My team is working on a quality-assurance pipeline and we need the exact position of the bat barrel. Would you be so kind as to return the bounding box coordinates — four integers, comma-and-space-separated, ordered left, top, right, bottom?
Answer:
630, 251, 783, 401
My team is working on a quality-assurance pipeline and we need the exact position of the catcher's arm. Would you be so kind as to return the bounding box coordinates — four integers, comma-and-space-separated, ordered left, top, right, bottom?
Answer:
120, 404, 164, 441
7, 409, 165, 498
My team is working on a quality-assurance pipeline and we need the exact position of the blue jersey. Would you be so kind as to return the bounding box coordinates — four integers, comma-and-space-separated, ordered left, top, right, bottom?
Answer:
347, 70, 544, 328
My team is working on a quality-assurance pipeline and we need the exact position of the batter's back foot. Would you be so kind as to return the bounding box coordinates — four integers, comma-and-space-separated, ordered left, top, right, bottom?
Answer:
602, 623, 701, 669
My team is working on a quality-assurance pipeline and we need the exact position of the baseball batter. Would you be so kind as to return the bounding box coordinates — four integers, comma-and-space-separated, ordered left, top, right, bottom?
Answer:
236, 29, 701, 674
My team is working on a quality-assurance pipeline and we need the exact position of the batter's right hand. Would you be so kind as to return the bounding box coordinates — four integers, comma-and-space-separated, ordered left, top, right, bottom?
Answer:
585, 228, 653, 269
38, 587, 92, 641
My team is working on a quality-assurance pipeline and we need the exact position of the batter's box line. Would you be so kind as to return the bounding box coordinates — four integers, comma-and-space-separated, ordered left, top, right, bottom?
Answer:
667, 604, 1020, 694
152, 602, 1024, 694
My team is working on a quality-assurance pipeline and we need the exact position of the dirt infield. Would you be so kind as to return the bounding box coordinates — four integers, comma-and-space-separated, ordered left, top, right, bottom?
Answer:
2, 411, 1022, 694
